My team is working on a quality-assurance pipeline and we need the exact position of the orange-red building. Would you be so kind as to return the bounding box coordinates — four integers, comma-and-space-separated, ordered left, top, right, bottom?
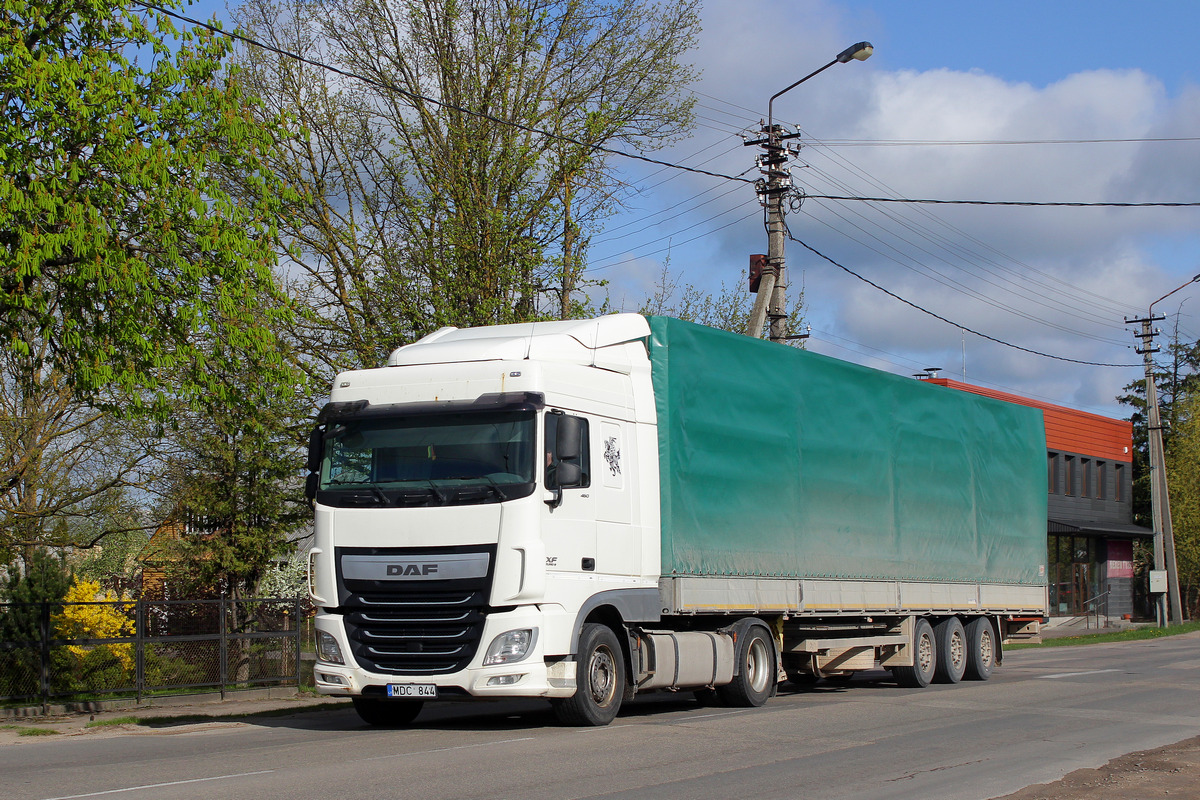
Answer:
929, 379, 1151, 619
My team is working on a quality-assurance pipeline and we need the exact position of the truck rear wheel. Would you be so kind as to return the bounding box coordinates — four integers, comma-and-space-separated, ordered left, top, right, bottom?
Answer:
932, 617, 966, 684
717, 624, 774, 707
963, 616, 996, 681
893, 617, 937, 688
552, 623, 625, 726
351, 697, 423, 727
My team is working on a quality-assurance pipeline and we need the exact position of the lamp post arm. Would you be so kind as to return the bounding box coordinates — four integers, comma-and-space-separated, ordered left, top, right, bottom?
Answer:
1149, 273, 1200, 315
767, 58, 837, 133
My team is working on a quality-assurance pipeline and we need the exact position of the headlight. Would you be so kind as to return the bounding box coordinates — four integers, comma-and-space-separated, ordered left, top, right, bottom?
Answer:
483, 628, 536, 665
316, 630, 345, 665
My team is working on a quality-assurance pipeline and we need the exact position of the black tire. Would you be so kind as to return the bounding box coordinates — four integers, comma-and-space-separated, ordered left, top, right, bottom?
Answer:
893, 617, 937, 688
963, 616, 997, 681
552, 623, 626, 726
717, 624, 775, 707
932, 617, 967, 684
351, 697, 423, 727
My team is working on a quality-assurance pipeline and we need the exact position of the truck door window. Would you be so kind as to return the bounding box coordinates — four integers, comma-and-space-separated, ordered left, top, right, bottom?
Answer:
545, 412, 590, 489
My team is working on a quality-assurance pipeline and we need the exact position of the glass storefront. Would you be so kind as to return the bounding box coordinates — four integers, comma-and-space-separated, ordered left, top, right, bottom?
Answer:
1047, 534, 1103, 615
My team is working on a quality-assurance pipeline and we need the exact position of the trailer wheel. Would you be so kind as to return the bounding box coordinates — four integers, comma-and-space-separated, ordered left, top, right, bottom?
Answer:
932, 617, 966, 684
552, 623, 625, 726
718, 624, 774, 707
963, 617, 996, 681
351, 697, 423, 727
893, 618, 937, 688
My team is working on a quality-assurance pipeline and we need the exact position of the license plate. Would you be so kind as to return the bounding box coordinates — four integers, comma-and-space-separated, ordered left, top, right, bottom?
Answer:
387, 683, 437, 698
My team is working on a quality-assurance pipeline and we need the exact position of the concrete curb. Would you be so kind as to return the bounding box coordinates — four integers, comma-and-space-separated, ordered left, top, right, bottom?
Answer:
1, 686, 309, 720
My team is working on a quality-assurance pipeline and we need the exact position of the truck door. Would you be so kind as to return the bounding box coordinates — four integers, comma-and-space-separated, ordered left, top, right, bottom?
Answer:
594, 419, 639, 576
541, 410, 598, 576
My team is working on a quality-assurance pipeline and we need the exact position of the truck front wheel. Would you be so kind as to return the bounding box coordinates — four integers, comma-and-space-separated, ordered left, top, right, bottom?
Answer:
718, 624, 774, 707
552, 623, 626, 726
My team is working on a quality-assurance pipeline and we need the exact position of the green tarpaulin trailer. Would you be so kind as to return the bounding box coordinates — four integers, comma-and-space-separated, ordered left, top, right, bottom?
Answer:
647, 315, 1047, 603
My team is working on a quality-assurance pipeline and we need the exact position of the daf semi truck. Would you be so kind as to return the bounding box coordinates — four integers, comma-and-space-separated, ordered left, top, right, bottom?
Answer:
305, 314, 1048, 726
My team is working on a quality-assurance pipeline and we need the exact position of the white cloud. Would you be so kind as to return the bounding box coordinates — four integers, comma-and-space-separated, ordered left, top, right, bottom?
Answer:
592, 1, 1200, 416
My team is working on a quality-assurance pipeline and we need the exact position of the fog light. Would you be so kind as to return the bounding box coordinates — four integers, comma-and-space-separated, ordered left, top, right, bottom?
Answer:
319, 673, 347, 685
486, 674, 525, 686
483, 628, 536, 665
317, 630, 345, 665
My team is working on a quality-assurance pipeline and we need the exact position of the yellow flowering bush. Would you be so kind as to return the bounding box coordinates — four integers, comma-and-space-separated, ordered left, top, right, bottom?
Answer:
52, 578, 135, 672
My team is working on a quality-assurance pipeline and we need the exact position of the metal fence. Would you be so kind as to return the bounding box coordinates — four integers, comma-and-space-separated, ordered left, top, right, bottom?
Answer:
0, 597, 306, 707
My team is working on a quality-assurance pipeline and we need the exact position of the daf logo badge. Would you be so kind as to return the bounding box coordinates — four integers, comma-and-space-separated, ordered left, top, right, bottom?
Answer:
387, 563, 439, 576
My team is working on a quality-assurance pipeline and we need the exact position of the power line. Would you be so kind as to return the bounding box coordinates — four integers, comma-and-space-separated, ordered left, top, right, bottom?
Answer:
143, 2, 1195, 212
134, 1, 754, 187
789, 233, 1141, 368
807, 194, 1200, 208
587, 208, 760, 272
793, 137, 1143, 320
810, 136, 1200, 147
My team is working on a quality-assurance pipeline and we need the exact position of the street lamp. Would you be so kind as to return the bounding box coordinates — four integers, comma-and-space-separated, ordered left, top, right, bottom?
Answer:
746, 41, 873, 341
1135, 273, 1200, 626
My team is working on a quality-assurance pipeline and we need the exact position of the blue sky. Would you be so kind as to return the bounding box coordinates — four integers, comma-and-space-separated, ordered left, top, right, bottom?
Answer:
846, 2, 1200, 94
177, 0, 1200, 416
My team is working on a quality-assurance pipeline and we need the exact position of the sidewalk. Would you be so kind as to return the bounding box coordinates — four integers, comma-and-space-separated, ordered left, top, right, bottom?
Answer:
0, 688, 351, 744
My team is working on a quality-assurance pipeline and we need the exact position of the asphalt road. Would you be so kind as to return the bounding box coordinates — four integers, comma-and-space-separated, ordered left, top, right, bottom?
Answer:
5, 633, 1199, 800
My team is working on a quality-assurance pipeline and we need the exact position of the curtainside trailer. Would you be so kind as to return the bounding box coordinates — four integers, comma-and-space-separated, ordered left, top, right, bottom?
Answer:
305, 314, 1047, 726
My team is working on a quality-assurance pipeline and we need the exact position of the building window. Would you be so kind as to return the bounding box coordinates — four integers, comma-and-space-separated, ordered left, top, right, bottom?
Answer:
1065, 456, 1076, 496
1047, 452, 1057, 494
1081, 459, 1091, 498
1115, 464, 1124, 502
1097, 461, 1106, 500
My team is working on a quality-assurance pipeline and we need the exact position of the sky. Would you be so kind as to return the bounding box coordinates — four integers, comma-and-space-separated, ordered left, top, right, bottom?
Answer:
182, 0, 1200, 416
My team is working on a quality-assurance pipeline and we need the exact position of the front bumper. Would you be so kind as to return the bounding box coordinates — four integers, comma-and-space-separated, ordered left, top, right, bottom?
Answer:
311, 607, 577, 699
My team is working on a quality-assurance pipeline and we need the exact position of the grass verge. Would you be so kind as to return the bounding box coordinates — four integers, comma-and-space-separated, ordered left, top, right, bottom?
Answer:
1007, 619, 1200, 650
85, 716, 141, 728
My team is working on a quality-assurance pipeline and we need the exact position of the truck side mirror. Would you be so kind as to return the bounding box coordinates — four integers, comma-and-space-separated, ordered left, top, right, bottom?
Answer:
306, 425, 324, 475
556, 415, 582, 461
305, 426, 324, 505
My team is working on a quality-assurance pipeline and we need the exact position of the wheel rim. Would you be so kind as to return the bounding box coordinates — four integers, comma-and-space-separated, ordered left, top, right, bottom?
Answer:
918, 632, 934, 674
950, 630, 965, 669
979, 628, 993, 667
746, 636, 771, 694
588, 644, 618, 706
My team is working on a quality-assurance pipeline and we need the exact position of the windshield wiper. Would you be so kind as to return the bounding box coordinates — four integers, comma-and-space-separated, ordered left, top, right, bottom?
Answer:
440, 474, 509, 501
339, 486, 388, 506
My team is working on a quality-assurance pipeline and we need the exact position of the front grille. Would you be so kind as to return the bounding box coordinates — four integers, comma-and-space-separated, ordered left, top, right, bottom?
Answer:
337, 547, 494, 675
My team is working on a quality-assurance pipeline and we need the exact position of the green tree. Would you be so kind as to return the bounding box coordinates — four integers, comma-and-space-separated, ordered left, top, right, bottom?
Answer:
1166, 392, 1200, 618
1117, 324, 1200, 527
0, 334, 154, 562
0, 549, 73, 698
639, 265, 806, 343
0, 0, 294, 410
232, 0, 700, 373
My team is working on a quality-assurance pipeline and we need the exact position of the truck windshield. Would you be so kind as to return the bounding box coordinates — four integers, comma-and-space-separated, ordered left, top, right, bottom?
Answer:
320, 409, 536, 504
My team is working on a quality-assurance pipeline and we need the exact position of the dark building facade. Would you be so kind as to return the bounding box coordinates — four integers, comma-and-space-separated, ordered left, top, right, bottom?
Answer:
930, 379, 1151, 619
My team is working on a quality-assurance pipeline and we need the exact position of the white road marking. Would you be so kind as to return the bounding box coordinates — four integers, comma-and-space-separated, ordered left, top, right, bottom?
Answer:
1038, 668, 1122, 679
41, 770, 274, 800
